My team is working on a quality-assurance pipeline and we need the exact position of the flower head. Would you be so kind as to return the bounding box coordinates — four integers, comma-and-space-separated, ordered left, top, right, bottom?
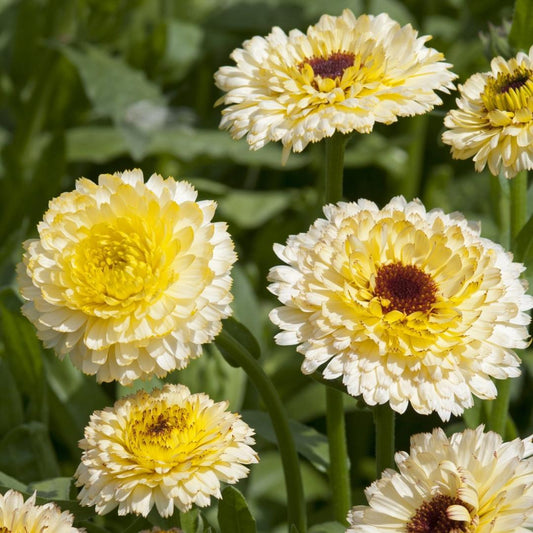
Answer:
347, 425, 533, 532
75, 384, 258, 517
0, 489, 83, 532
443, 46, 533, 178
268, 196, 533, 420
17, 169, 236, 385
215, 9, 456, 163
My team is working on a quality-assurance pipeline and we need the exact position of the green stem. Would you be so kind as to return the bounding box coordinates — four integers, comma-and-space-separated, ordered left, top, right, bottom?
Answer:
373, 404, 396, 475
323, 133, 351, 524
510, 170, 528, 242
215, 329, 306, 533
324, 133, 346, 204
488, 170, 528, 436
326, 387, 351, 525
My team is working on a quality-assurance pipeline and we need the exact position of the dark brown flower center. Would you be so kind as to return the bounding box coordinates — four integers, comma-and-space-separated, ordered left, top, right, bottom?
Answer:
482, 65, 533, 112
407, 494, 470, 533
374, 262, 437, 314
301, 52, 355, 79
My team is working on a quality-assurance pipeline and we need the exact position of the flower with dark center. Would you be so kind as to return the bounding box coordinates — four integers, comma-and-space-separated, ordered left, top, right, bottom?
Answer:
443, 46, 533, 178
268, 196, 532, 419
215, 9, 456, 164
347, 426, 533, 533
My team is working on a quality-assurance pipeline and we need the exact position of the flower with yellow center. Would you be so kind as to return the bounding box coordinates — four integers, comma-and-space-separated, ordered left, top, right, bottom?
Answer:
443, 46, 533, 178
215, 9, 456, 163
268, 196, 533, 420
75, 384, 258, 517
17, 169, 236, 385
0, 489, 83, 532
347, 425, 533, 533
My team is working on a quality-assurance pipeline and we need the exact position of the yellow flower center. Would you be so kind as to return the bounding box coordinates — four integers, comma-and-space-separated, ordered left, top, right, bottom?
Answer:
125, 395, 221, 470
0, 527, 11, 533
407, 494, 471, 533
374, 262, 437, 315
482, 66, 533, 112
64, 218, 177, 316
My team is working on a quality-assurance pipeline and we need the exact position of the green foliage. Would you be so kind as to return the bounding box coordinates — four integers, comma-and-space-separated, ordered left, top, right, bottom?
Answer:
0, 0, 530, 532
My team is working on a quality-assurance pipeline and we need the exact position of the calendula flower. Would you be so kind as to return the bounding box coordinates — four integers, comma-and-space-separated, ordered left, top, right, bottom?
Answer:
0, 489, 83, 532
443, 46, 533, 178
75, 384, 258, 517
347, 425, 533, 532
268, 196, 532, 420
17, 169, 236, 385
215, 9, 456, 163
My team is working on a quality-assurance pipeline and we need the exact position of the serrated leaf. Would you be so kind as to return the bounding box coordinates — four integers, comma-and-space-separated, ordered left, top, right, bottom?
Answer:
218, 486, 256, 533
510, 0, 533, 50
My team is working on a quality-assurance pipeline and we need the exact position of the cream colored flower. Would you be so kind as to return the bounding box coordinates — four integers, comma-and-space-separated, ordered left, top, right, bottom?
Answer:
215, 9, 456, 163
0, 489, 83, 532
75, 384, 258, 517
268, 196, 533, 420
17, 169, 236, 385
443, 46, 533, 179
347, 425, 533, 532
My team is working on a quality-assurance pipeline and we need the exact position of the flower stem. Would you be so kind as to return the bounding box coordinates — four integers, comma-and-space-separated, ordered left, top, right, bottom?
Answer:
489, 170, 528, 436
324, 133, 346, 204
323, 133, 351, 524
215, 329, 306, 533
373, 404, 396, 475
326, 387, 351, 524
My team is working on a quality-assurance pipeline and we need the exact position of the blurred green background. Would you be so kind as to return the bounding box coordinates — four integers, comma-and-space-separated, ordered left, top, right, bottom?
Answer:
0, 0, 531, 532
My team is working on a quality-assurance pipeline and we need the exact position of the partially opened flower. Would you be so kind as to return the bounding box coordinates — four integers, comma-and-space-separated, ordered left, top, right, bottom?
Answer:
17, 169, 236, 384
443, 46, 533, 178
347, 425, 533, 532
268, 196, 532, 420
75, 384, 258, 517
0, 489, 83, 532
215, 9, 456, 163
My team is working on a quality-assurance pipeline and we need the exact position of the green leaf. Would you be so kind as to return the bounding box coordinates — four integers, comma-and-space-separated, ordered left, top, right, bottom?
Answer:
28, 477, 73, 500
0, 294, 48, 423
242, 410, 330, 473
0, 469, 28, 493
509, 0, 533, 50
0, 358, 24, 435
218, 486, 256, 533
61, 44, 167, 159
216, 317, 261, 368
158, 19, 204, 82
0, 422, 60, 483
308, 522, 346, 533
231, 265, 264, 342
218, 190, 293, 229
513, 212, 533, 263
